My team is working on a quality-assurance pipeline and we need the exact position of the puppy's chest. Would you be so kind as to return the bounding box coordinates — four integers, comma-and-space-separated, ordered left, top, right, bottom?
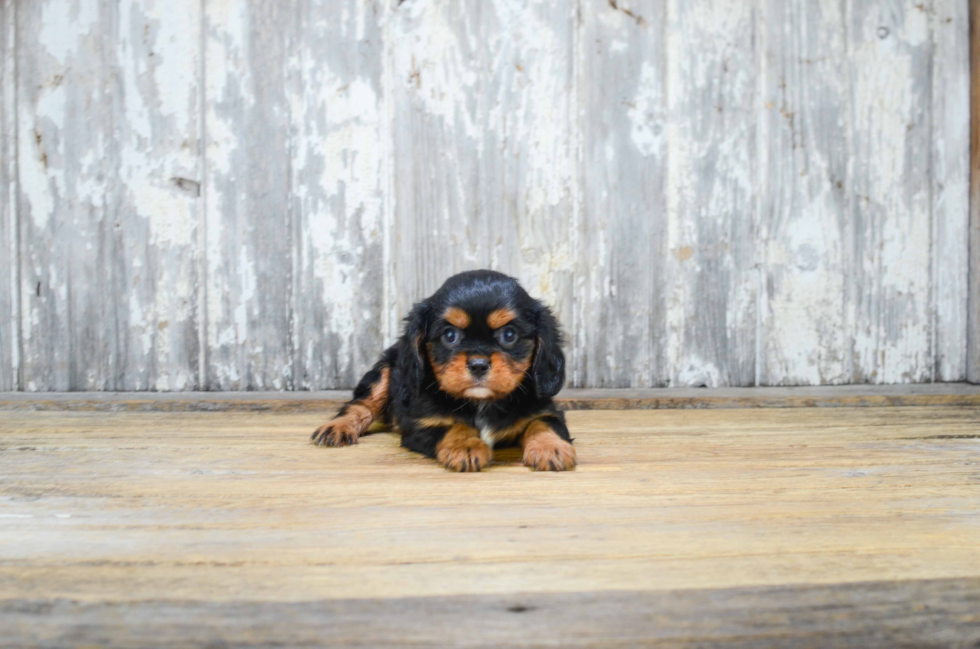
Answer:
474, 408, 523, 449
474, 410, 495, 447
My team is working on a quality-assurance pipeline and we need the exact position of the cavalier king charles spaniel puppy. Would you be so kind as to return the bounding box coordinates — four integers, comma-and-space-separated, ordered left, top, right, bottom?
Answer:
311, 270, 575, 472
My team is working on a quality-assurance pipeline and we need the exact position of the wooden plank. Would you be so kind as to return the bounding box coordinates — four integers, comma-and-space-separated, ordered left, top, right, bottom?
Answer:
203, 0, 294, 390
933, 0, 971, 382
758, 0, 849, 386
3, 578, 979, 648
112, 0, 202, 390
289, 0, 385, 389
664, 0, 759, 387
578, 0, 667, 388
850, 1, 933, 383
17, 0, 116, 390
387, 0, 485, 328
2, 382, 980, 411
477, 0, 577, 363
387, 0, 576, 351
0, 0, 16, 391
970, 0, 980, 384
1, 407, 979, 616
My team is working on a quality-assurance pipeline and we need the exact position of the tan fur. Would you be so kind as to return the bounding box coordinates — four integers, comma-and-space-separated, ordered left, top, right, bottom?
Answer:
436, 423, 492, 472
442, 307, 471, 329
417, 415, 457, 428
522, 419, 576, 471
429, 346, 472, 398
361, 367, 390, 417
487, 308, 517, 329
311, 368, 390, 447
485, 351, 530, 397
492, 412, 549, 446
429, 346, 529, 401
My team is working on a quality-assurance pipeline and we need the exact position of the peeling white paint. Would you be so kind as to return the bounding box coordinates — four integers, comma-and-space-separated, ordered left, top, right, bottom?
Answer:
665, 0, 759, 386
627, 62, 663, 157
4, 0, 973, 390
851, 1, 932, 384
38, 0, 98, 66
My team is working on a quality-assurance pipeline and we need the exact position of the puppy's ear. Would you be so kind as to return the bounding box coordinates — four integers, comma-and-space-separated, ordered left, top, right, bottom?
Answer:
398, 301, 431, 398
531, 304, 565, 398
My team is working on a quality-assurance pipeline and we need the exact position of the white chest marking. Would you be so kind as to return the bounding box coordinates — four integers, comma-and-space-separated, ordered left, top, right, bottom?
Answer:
480, 426, 495, 449
476, 406, 495, 449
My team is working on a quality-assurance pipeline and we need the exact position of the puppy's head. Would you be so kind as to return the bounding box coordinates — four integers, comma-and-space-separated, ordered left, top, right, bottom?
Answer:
403, 270, 565, 402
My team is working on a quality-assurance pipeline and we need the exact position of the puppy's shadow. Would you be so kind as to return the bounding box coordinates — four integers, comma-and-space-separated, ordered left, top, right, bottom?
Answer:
492, 447, 524, 466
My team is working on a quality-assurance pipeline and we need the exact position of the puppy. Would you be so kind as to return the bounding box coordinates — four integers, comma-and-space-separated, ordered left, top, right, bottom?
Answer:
311, 270, 575, 472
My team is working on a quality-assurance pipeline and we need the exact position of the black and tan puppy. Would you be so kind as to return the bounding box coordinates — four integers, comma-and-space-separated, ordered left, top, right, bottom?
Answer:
311, 270, 575, 472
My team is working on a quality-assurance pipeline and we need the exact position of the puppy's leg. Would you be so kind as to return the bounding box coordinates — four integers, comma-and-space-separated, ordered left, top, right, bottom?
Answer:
311, 362, 390, 447
435, 423, 493, 472
521, 415, 576, 471
402, 418, 492, 472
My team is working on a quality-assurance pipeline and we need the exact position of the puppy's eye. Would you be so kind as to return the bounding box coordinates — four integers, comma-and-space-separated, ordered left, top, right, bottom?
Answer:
442, 327, 461, 347
497, 326, 518, 348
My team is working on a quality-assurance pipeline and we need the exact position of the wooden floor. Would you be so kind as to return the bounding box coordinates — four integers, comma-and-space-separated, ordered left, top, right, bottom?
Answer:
2, 404, 980, 647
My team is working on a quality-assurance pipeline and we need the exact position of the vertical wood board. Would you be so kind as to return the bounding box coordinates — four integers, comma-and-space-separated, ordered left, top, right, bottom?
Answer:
18, 0, 115, 390
932, 0, 970, 382
203, 0, 294, 390
665, 0, 759, 387
849, 0, 934, 384
969, 0, 980, 383
758, 0, 850, 386
578, 0, 667, 388
290, 0, 385, 390
112, 0, 203, 390
0, 0, 16, 391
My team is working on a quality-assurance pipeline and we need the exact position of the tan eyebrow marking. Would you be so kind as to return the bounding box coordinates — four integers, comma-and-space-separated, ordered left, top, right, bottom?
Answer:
442, 307, 471, 329
487, 308, 517, 329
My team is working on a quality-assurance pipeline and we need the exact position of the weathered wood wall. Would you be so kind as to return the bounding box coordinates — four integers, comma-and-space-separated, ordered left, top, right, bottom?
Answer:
0, 0, 973, 391
970, 0, 980, 385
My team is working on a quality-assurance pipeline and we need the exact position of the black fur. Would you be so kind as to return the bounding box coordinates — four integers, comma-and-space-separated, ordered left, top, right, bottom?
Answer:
324, 270, 571, 466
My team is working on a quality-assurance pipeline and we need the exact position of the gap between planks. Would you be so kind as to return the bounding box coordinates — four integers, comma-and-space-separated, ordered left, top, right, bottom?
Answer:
0, 383, 979, 412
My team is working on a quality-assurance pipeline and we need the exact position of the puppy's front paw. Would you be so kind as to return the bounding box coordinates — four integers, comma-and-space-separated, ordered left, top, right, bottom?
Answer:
436, 438, 493, 472
311, 416, 361, 447
523, 434, 576, 472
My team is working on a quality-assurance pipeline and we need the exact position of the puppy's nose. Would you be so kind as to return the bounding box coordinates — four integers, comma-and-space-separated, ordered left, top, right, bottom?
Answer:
467, 356, 490, 378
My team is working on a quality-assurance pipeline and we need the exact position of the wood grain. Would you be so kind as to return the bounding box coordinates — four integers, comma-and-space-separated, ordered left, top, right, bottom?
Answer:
387, 0, 577, 346
971, 0, 980, 384
5, 579, 980, 648
204, 0, 295, 390
578, 0, 666, 388
3, 383, 980, 412
18, 0, 116, 390
850, 0, 934, 383
934, 0, 971, 382
0, 0, 16, 391
387, 0, 486, 327
1, 406, 979, 645
0, 0, 975, 390
665, 0, 759, 387
112, 0, 202, 390
758, 0, 850, 386
16, 0, 203, 392
289, 0, 385, 390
